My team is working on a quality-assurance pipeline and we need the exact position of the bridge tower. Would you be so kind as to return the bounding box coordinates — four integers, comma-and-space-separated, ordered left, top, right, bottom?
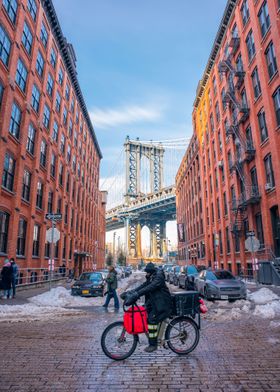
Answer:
124, 137, 166, 261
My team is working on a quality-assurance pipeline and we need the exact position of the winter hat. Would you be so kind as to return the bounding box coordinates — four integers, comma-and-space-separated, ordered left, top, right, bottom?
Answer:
4, 259, 11, 266
144, 262, 156, 273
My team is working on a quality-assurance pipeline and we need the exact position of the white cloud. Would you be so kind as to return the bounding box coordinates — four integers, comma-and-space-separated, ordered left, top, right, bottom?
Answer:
90, 104, 163, 129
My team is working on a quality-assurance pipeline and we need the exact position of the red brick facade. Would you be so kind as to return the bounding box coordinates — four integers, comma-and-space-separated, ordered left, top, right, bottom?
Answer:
176, 0, 280, 276
0, 0, 106, 277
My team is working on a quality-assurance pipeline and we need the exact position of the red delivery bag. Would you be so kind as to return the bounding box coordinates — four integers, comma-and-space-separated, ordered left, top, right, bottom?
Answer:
199, 298, 208, 314
123, 305, 148, 335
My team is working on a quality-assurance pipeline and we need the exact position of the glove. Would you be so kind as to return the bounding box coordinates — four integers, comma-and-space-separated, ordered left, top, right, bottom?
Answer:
124, 291, 139, 306
120, 290, 132, 300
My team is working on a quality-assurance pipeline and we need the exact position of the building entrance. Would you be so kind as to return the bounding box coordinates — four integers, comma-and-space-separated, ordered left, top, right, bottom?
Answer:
270, 206, 280, 257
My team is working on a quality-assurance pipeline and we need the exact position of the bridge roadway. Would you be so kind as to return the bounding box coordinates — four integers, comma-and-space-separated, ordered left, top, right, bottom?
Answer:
106, 186, 176, 231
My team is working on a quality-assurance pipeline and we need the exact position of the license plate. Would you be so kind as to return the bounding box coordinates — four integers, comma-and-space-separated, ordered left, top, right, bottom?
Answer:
221, 295, 228, 300
82, 290, 89, 294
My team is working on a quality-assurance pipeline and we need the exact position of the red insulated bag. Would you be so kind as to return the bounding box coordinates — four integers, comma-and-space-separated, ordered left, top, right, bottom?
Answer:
123, 305, 148, 335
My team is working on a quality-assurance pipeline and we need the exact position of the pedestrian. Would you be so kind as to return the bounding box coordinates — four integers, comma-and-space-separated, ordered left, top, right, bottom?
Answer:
10, 257, 19, 298
121, 262, 172, 352
103, 265, 119, 309
1, 259, 13, 299
62, 263, 66, 277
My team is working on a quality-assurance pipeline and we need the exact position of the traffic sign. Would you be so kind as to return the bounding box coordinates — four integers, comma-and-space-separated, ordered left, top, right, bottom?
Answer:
245, 236, 260, 252
46, 227, 60, 243
45, 213, 62, 221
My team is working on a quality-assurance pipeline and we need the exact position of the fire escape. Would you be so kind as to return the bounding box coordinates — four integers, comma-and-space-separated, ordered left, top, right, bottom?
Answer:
219, 33, 261, 238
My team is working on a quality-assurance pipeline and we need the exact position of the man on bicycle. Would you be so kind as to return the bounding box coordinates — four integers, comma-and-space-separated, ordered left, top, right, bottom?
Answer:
123, 262, 173, 352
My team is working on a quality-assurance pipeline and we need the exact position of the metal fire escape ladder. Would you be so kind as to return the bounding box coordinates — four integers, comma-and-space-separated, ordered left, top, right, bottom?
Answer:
219, 33, 260, 237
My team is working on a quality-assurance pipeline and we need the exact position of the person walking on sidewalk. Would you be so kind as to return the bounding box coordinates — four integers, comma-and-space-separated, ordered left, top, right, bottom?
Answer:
103, 266, 119, 309
10, 258, 19, 298
1, 259, 13, 299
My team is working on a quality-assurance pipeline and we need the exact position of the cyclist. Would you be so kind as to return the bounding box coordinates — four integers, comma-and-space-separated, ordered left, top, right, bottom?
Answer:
122, 262, 173, 352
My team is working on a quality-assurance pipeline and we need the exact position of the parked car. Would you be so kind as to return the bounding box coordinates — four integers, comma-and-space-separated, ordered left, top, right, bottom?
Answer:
115, 267, 125, 279
124, 266, 132, 277
178, 265, 198, 290
71, 272, 105, 297
97, 269, 109, 279
169, 265, 181, 285
194, 269, 247, 301
197, 265, 207, 273
164, 265, 173, 282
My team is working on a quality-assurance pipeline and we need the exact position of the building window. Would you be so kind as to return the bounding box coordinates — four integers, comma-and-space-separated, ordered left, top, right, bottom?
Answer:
265, 42, 278, 79
0, 82, 4, 109
9, 102, 21, 139
273, 87, 280, 127
219, 230, 223, 255
52, 121, 58, 142
50, 153, 56, 177
2, 152, 15, 191
255, 213, 264, 248
241, 0, 250, 26
55, 92, 61, 113
58, 67, 64, 85
57, 197, 62, 214
0, 211, 9, 253
67, 145, 71, 162
22, 170, 31, 201
43, 104, 50, 129
258, 110, 268, 142
0, 25, 11, 67
64, 204, 68, 224
36, 50, 44, 77
3, 0, 18, 23
59, 163, 64, 186
27, 0, 37, 20
66, 172, 70, 192
226, 227, 230, 254
17, 218, 27, 256
65, 83, 70, 101
264, 154, 275, 187
71, 98, 74, 113
250, 166, 259, 193
31, 84, 40, 112
223, 192, 228, 216
40, 139, 47, 167
63, 107, 67, 125
32, 224, 40, 256
215, 102, 220, 123
213, 76, 217, 96
36, 181, 43, 209
22, 22, 33, 55
40, 22, 48, 47
251, 67, 262, 99
15, 58, 28, 92
26, 123, 36, 155
48, 191, 53, 213
69, 119, 73, 137
46, 73, 54, 97
50, 47, 57, 68
246, 30, 256, 62
258, 1, 270, 37
60, 133, 65, 153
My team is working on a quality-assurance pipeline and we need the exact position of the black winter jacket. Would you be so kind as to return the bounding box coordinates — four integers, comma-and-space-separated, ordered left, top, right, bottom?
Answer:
1, 265, 13, 290
135, 269, 172, 324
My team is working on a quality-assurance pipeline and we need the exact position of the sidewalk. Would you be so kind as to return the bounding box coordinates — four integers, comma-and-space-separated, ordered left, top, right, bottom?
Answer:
0, 280, 69, 306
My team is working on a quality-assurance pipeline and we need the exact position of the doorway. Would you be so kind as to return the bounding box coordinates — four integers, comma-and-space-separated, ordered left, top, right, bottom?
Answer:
270, 206, 280, 257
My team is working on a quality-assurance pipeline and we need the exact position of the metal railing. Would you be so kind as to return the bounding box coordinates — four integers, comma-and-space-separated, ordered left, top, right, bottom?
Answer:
16, 267, 67, 287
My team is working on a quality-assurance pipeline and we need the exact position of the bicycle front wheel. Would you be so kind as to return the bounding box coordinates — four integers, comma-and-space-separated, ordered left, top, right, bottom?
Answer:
165, 316, 199, 355
101, 321, 138, 360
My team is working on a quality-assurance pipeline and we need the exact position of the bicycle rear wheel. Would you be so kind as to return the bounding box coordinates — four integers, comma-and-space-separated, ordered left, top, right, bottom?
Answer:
101, 321, 138, 360
165, 316, 199, 355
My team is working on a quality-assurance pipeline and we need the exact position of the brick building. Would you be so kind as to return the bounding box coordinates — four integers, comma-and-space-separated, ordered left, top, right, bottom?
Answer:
176, 0, 280, 276
0, 0, 106, 279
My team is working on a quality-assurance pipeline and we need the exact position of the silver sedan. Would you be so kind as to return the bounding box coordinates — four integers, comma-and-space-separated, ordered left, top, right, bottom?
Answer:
195, 270, 247, 301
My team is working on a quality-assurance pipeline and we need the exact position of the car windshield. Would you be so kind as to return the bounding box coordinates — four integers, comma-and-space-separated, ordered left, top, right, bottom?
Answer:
80, 273, 102, 282
187, 265, 198, 274
213, 271, 235, 280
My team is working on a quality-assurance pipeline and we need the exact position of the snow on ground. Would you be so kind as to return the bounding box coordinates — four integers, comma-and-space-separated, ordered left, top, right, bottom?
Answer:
0, 272, 145, 323
206, 287, 280, 322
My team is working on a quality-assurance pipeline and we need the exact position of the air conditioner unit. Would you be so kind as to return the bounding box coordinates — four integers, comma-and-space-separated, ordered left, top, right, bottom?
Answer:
218, 160, 223, 168
265, 183, 272, 191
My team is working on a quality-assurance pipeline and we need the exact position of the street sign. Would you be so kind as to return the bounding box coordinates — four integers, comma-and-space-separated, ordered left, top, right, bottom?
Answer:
48, 259, 54, 271
246, 231, 255, 237
45, 213, 62, 221
245, 236, 260, 252
46, 227, 60, 243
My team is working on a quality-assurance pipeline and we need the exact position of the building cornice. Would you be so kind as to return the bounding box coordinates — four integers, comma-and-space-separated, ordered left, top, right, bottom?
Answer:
193, 0, 237, 109
41, 0, 102, 159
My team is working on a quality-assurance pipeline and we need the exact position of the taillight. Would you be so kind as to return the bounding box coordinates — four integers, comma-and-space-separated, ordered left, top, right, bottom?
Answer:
199, 298, 208, 314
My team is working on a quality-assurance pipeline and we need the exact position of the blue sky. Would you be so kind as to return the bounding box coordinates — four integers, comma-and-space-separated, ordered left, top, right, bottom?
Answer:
53, 0, 227, 179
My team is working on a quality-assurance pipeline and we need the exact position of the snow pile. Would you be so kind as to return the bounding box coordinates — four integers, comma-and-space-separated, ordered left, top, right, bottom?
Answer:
253, 301, 280, 319
248, 288, 279, 304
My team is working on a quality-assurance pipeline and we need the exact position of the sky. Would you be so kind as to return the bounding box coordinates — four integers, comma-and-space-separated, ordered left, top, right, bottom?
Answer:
52, 0, 227, 248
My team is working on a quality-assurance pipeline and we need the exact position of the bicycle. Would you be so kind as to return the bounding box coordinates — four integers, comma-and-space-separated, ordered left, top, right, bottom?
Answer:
101, 293, 205, 361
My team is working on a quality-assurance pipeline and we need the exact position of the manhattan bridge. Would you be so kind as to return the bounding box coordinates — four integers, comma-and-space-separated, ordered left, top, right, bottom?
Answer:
103, 136, 190, 262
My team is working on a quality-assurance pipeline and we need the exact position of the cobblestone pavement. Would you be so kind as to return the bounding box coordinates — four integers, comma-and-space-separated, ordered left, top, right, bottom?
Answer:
1, 301, 280, 392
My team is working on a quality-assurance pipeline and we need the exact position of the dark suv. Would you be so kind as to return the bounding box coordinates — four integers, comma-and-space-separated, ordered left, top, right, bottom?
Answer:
178, 265, 198, 290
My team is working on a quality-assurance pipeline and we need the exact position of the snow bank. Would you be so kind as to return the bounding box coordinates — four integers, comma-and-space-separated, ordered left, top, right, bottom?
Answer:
248, 288, 279, 304
253, 301, 280, 319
